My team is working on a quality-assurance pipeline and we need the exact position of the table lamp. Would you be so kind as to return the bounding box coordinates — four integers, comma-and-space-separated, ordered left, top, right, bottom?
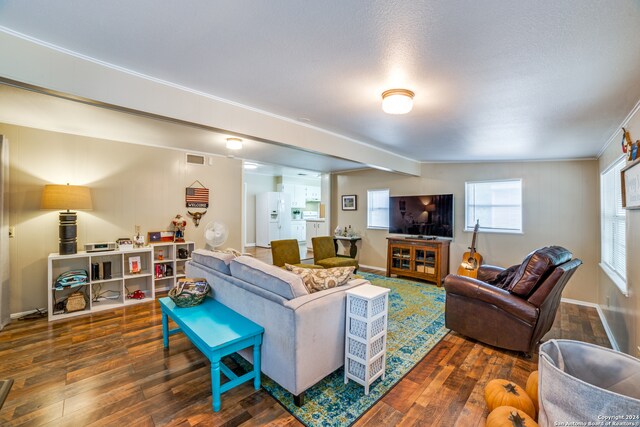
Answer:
41, 184, 93, 255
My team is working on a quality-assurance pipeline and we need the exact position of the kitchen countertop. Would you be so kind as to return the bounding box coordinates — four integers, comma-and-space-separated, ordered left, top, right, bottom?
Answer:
305, 218, 326, 222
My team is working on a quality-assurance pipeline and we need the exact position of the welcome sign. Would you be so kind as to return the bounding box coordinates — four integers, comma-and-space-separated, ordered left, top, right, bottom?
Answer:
186, 181, 209, 208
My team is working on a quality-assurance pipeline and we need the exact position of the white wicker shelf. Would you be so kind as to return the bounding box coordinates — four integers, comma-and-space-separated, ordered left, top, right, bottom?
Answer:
344, 284, 390, 395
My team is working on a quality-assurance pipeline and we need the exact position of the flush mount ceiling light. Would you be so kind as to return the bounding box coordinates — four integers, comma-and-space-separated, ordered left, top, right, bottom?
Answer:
381, 89, 415, 114
243, 162, 258, 170
226, 137, 243, 150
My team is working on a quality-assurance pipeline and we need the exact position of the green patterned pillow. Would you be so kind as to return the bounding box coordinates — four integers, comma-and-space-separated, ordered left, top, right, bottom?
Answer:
285, 264, 355, 294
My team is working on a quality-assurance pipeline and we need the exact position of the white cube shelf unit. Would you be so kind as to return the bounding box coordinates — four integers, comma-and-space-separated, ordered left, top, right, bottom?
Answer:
151, 241, 195, 293
344, 284, 391, 395
47, 247, 154, 322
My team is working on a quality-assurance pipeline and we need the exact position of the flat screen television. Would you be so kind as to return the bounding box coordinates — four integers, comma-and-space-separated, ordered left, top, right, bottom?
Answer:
388, 194, 454, 239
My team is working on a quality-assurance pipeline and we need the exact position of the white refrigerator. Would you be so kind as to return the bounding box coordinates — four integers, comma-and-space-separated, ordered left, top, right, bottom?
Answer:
256, 192, 292, 247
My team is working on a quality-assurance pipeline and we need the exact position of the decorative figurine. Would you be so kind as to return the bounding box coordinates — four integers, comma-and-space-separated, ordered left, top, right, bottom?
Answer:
172, 214, 187, 242
133, 225, 145, 248
622, 127, 634, 161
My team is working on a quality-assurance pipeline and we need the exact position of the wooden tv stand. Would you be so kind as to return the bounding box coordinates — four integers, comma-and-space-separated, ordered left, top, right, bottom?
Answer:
386, 237, 450, 286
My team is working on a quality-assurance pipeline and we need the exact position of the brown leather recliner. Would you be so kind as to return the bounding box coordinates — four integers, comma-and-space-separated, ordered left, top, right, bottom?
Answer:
444, 246, 582, 356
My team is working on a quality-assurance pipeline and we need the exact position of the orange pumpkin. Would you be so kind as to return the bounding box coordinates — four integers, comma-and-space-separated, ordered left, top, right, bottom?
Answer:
485, 379, 536, 419
525, 371, 539, 415
487, 406, 538, 427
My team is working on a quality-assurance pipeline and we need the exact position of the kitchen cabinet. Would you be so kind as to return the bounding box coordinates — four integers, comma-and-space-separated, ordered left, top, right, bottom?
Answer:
277, 184, 306, 208
306, 186, 321, 201
291, 220, 306, 242
306, 220, 328, 249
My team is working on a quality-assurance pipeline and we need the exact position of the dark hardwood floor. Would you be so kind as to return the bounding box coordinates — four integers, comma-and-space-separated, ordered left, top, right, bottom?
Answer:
0, 247, 610, 426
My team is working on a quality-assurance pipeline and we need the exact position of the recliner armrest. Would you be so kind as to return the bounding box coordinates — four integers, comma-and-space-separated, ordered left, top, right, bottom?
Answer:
444, 275, 538, 325
477, 265, 504, 282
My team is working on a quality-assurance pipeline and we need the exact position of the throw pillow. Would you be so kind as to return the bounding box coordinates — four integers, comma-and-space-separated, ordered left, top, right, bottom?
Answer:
488, 264, 520, 289
285, 264, 355, 294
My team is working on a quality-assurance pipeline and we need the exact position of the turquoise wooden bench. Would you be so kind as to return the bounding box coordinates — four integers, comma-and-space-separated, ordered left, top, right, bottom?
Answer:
159, 296, 264, 412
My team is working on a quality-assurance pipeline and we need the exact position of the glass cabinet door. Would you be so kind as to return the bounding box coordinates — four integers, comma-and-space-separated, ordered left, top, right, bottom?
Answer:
413, 248, 436, 275
391, 246, 411, 270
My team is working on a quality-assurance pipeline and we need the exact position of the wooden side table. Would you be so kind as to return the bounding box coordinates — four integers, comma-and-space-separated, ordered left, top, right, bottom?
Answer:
344, 284, 390, 395
160, 297, 264, 412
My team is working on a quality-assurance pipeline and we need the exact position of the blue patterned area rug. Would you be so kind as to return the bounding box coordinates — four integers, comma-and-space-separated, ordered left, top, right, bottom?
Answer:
262, 272, 448, 427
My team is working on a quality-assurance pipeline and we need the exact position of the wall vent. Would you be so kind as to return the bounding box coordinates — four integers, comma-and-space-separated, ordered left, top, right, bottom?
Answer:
186, 153, 206, 165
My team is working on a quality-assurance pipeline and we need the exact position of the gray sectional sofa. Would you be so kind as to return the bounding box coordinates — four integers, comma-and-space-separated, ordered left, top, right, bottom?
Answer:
185, 249, 368, 404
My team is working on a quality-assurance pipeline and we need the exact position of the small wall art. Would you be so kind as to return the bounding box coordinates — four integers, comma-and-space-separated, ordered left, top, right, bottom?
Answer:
621, 157, 640, 209
342, 195, 357, 211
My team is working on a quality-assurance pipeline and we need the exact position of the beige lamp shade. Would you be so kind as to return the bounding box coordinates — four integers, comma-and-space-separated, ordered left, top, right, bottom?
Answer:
41, 184, 93, 211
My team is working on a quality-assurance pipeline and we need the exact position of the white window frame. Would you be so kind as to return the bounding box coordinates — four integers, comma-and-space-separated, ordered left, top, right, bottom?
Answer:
367, 189, 389, 229
464, 179, 523, 234
600, 156, 627, 296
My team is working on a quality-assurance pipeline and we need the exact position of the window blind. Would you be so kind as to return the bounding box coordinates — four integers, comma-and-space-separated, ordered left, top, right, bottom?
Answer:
601, 157, 626, 287
367, 189, 389, 229
465, 179, 522, 233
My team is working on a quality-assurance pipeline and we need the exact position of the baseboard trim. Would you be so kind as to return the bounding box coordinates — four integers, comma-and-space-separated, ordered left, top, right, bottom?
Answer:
358, 264, 386, 272
560, 297, 620, 352
10, 308, 47, 320
244, 243, 256, 248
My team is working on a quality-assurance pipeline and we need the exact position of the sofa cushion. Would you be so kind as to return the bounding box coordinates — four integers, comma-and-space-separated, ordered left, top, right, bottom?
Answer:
230, 256, 308, 300
507, 246, 572, 297
191, 249, 235, 275
285, 264, 355, 294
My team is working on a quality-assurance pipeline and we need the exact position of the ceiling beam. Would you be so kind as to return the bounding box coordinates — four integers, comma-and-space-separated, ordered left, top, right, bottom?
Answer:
0, 29, 421, 176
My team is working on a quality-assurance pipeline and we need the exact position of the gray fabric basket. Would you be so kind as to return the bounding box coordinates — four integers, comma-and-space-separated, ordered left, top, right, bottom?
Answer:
538, 339, 640, 426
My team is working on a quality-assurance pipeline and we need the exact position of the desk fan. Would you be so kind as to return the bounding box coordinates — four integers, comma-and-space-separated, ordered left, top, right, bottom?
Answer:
204, 221, 229, 249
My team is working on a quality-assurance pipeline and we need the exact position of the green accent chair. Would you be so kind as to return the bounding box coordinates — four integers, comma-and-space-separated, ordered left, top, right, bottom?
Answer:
271, 239, 323, 269
311, 236, 359, 271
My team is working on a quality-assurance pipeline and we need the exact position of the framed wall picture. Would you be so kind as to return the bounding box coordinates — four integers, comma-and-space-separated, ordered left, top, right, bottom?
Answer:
148, 231, 161, 243
342, 195, 357, 211
621, 157, 640, 209
129, 256, 141, 274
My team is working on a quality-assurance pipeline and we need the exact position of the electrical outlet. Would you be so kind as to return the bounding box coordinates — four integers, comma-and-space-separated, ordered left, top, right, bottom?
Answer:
8, 226, 15, 238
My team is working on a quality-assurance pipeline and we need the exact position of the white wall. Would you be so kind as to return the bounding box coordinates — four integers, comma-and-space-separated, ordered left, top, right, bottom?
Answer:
2, 123, 243, 314
598, 104, 640, 355
333, 159, 600, 303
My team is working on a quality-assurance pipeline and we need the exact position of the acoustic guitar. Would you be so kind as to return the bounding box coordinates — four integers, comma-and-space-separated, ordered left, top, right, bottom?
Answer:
457, 220, 483, 278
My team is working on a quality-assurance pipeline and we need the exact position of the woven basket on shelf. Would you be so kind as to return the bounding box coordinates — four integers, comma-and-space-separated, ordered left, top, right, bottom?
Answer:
168, 278, 210, 308
66, 291, 86, 312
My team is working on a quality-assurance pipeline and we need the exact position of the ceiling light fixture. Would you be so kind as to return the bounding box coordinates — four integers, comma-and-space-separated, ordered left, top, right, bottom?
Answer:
381, 89, 415, 114
226, 137, 243, 150
243, 162, 258, 170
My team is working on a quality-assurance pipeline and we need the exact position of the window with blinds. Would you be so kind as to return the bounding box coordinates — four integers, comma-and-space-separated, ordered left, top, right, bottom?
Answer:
600, 156, 626, 292
367, 189, 389, 229
465, 179, 523, 233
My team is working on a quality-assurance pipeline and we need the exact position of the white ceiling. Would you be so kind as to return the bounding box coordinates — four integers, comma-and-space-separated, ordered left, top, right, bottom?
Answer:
1, 1, 640, 162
